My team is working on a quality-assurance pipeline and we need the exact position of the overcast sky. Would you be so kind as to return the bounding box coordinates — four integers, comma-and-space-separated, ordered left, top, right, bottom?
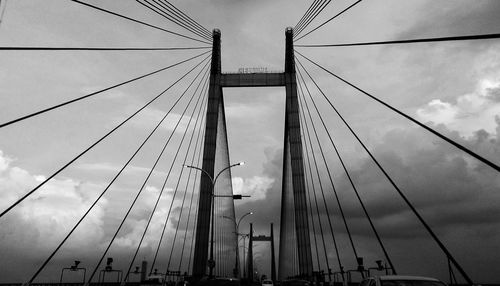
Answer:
0, 0, 500, 284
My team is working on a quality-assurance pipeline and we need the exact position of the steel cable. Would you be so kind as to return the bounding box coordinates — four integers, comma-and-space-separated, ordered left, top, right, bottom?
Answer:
178, 121, 205, 273
295, 0, 325, 37
303, 157, 322, 271
296, 50, 500, 174
297, 58, 396, 274
294, 0, 363, 42
0, 51, 209, 129
158, 0, 212, 37
121, 63, 210, 282
0, 46, 210, 51
297, 83, 336, 279
187, 183, 201, 274
294, 0, 321, 37
164, 84, 209, 274
140, 0, 207, 39
138, 0, 211, 41
0, 52, 210, 220
24, 55, 210, 284
148, 68, 210, 275
296, 54, 473, 284
85, 59, 210, 285
299, 104, 326, 273
145, 0, 211, 39
70, 0, 211, 45
295, 60, 363, 270
296, 32, 500, 47
295, 0, 333, 39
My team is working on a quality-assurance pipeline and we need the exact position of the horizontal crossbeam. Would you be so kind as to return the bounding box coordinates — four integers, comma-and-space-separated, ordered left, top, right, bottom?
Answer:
252, 235, 272, 242
220, 72, 285, 87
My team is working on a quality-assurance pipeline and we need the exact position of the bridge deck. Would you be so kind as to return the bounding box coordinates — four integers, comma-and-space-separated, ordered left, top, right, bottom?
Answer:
220, 72, 285, 87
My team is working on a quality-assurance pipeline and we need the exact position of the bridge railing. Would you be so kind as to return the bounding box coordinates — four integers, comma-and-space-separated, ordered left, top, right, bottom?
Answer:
223, 69, 284, 74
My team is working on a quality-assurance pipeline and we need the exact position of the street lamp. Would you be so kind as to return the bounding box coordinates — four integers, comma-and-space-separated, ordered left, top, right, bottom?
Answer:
60, 260, 86, 285
239, 242, 249, 279
184, 161, 244, 279
99, 257, 123, 284
222, 212, 253, 278
125, 266, 141, 283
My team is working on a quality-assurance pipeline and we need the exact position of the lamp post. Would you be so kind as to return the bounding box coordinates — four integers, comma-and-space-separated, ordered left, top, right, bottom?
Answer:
239, 235, 249, 279
99, 257, 123, 284
223, 212, 253, 278
60, 260, 86, 285
126, 266, 141, 283
184, 161, 244, 279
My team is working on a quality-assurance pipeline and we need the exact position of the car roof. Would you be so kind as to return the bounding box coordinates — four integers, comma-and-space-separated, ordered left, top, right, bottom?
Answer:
378, 275, 440, 281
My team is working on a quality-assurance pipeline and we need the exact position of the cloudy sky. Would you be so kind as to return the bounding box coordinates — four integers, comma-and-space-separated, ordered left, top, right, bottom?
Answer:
0, 0, 500, 284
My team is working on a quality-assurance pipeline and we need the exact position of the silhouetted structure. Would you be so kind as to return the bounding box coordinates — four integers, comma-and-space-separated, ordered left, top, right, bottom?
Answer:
192, 28, 313, 280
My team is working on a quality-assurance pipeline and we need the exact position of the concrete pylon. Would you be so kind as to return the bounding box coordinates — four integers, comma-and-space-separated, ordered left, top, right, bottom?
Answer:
279, 27, 313, 279
192, 27, 313, 280
192, 29, 222, 278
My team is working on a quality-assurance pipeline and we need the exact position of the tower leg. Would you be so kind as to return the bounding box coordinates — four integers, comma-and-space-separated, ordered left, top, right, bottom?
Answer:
284, 27, 313, 278
192, 29, 222, 278
271, 223, 277, 282
248, 223, 254, 283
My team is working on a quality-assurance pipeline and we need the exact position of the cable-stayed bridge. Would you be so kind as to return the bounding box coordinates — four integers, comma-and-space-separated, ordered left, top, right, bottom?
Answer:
0, 1, 499, 285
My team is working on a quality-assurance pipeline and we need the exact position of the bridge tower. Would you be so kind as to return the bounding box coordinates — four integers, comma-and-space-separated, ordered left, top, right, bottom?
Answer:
279, 27, 313, 279
247, 223, 277, 283
192, 28, 313, 280
192, 29, 224, 278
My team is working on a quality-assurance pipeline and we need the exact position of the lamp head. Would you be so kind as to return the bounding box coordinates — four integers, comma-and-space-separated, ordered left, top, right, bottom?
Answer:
356, 257, 363, 266
356, 257, 365, 271
70, 260, 80, 270
239, 161, 245, 166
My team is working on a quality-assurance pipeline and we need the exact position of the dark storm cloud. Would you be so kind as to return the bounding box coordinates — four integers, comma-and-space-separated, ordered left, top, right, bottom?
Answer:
291, 120, 500, 281
485, 86, 500, 102
2, 0, 500, 283
233, 113, 500, 253
227, 116, 500, 281
306, 122, 500, 241
236, 147, 283, 233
